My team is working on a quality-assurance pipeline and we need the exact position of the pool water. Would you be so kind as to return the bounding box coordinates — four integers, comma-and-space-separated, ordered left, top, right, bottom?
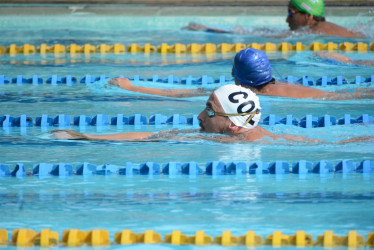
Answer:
1, 175, 373, 238
0, 4, 374, 248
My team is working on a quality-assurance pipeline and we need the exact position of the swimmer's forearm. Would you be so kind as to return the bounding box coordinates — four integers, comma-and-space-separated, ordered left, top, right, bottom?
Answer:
337, 136, 374, 144
130, 85, 205, 97
111, 77, 206, 97
351, 59, 374, 67
204, 26, 232, 33
86, 132, 155, 141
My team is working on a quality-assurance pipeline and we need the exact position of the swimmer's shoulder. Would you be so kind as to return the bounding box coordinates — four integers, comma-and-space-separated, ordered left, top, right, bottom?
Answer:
241, 127, 274, 142
313, 22, 364, 38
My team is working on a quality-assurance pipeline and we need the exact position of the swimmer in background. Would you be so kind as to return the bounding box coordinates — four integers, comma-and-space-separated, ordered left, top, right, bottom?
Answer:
108, 48, 374, 100
182, 0, 363, 38
51, 84, 372, 143
315, 51, 374, 67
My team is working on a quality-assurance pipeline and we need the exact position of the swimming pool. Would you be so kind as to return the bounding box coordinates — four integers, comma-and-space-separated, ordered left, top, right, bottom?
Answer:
0, 4, 374, 248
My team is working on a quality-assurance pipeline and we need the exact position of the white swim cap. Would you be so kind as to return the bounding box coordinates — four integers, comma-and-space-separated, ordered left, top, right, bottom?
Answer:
214, 84, 261, 129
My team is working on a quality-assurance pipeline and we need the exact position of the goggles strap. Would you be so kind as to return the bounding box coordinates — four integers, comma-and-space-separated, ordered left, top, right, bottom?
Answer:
217, 109, 260, 117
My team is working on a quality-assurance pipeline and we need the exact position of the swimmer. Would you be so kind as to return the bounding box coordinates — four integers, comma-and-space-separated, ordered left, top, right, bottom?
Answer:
315, 51, 374, 67
182, 0, 363, 38
109, 48, 374, 100
51, 84, 373, 143
51, 85, 308, 142
286, 0, 363, 38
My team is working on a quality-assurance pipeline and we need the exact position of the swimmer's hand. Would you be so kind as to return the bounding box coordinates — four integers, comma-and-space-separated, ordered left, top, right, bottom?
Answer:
108, 77, 134, 90
181, 22, 207, 31
315, 51, 353, 64
51, 129, 90, 140
337, 136, 374, 144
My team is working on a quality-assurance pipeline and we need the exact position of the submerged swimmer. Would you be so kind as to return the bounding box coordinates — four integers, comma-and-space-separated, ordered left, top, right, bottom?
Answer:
52, 84, 373, 143
182, 0, 363, 38
109, 48, 374, 100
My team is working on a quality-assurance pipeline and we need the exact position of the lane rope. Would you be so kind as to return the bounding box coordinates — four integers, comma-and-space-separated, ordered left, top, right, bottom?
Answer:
0, 113, 373, 128
1, 160, 373, 177
1, 41, 373, 55
1, 74, 373, 86
1, 228, 373, 247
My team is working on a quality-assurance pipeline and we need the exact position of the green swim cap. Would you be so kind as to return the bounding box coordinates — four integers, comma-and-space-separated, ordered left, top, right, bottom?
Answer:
291, 0, 325, 17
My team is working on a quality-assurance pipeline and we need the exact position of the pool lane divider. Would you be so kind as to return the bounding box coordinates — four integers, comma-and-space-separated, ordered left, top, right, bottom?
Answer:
0, 160, 373, 177
1, 41, 374, 55
0, 113, 373, 129
0, 228, 373, 248
1, 74, 373, 86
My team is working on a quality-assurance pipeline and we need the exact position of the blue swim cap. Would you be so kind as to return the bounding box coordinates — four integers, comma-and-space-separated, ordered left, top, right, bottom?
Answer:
232, 48, 272, 87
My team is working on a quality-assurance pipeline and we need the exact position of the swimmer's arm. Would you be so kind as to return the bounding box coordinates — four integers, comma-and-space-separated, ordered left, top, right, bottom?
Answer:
351, 59, 374, 67
337, 136, 374, 144
315, 51, 374, 66
272, 134, 320, 143
109, 77, 208, 97
273, 134, 373, 144
268, 81, 373, 100
181, 22, 232, 33
51, 129, 154, 141
193, 135, 236, 143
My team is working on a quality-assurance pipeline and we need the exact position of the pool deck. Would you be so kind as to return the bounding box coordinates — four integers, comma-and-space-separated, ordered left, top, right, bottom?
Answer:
1, 0, 374, 6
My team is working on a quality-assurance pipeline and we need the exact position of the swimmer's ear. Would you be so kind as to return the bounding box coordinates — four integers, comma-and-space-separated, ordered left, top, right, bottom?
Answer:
305, 14, 315, 25
228, 123, 241, 134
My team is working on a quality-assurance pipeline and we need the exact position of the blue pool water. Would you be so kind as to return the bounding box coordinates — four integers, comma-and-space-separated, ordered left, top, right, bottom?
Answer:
0, 4, 374, 248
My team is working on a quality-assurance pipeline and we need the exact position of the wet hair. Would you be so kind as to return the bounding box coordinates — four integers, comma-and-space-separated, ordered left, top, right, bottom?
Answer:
313, 16, 326, 22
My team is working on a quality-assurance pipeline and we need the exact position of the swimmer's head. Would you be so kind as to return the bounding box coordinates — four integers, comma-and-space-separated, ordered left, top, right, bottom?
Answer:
213, 84, 261, 129
290, 0, 325, 17
232, 48, 273, 87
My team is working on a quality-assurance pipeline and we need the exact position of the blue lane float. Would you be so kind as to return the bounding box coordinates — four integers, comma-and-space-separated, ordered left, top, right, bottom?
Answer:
226, 162, 247, 175
335, 160, 357, 173
76, 162, 97, 175
140, 162, 160, 175
292, 160, 314, 174
181, 162, 203, 175
249, 161, 270, 175
90, 114, 110, 126
6, 75, 44, 85
166, 114, 186, 125
33, 163, 74, 177
1, 74, 373, 86
11, 163, 26, 177
0, 164, 10, 177
149, 114, 168, 125
128, 114, 147, 126
50, 163, 74, 176
269, 161, 290, 174
1, 160, 373, 177
162, 162, 183, 175
357, 160, 374, 173
32, 163, 54, 177
46, 75, 77, 85
119, 162, 140, 176
205, 161, 226, 175
96, 163, 117, 175
313, 160, 334, 174
1, 114, 373, 128
111, 114, 130, 126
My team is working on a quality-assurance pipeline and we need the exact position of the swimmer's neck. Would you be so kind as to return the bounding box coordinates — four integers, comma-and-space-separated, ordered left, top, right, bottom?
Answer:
239, 83, 273, 96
